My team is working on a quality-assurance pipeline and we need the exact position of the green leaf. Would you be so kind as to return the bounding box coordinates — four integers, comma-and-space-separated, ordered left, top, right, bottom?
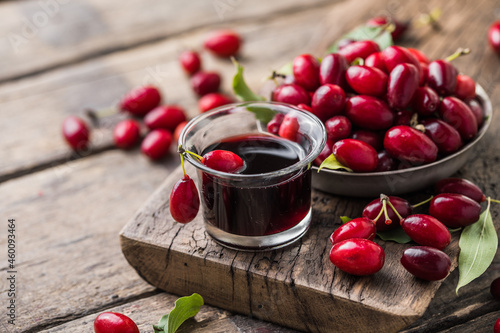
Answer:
456, 200, 498, 294
154, 293, 204, 333
340, 216, 353, 224
377, 227, 412, 243
232, 60, 266, 102
245, 105, 276, 124
317, 154, 353, 173
327, 25, 393, 54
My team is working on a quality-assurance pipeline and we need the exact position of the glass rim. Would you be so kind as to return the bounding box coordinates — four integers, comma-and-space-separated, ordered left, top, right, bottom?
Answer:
178, 101, 327, 180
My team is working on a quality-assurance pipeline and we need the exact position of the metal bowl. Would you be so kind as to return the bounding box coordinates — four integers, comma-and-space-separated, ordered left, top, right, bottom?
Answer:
311, 84, 493, 197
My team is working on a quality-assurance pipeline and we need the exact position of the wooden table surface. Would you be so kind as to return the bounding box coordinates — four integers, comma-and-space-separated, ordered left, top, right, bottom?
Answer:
1, 0, 500, 332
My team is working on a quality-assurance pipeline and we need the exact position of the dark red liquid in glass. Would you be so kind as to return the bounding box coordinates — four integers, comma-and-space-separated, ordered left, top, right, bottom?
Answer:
200, 134, 311, 236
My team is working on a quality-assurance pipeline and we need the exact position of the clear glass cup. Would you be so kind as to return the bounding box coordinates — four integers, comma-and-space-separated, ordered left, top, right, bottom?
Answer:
178, 102, 326, 251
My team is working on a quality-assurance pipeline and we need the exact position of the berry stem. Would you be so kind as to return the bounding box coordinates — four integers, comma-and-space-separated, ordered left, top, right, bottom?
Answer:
373, 194, 393, 225
386, 200, 404, 221
412, 195, 434, 209
488, 197, 500, 204
85, 107, 119, 127
178, 144, 204, 162
415, 7, 442, 31
180, 152, 186, 176
445, 48, 471, 62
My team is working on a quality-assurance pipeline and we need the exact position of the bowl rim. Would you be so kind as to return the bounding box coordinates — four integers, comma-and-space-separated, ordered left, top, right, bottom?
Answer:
311, 83, 493, 177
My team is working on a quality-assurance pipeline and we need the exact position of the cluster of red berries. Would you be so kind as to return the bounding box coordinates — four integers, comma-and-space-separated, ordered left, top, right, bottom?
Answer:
328, 177, 488, 280
179, 30, 242, 113
62, 85, 188, 161
270, 41, 484, 173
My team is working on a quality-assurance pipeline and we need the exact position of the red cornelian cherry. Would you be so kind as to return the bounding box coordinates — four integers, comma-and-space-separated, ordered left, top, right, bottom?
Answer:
179, 50, 201, 75
325, 115, 351, 142
113, 119, 141, 149
351, 130, 383, 151
292, 54, 320, 91
329, 217, 377, 245
338, 40, 380, 63
384, 125, 438, 165
490, 277, 500, 300
466, 98, 485, 127
346, 65, 388, 97
387, 63, 419, 109
296, 103, 312, 112
363, 195, 412, 231
495, 318, 500, 333
364, 52, 387, 72
119, 85, 162, 117
329, 238, 385, 276
94, 312, 139, 333
401, 214, 451, 250
412, 86, 440, 116
439, 96, 478, 141
173, 121, 188, 144
190, 71, 221, 96
202, 150, 244, 173
144, 105, 187, 132
62, 116, 90, 151
488, 21, 500, 55
366, 16, 408, 41
169, 173, 200, 223
381, 46, 423, 84
375, 150, 397, 172
203, 30, 241, 57
429, 193, 481, 228
434, 178, 486, 203
141, 129, 172, 160
314, 139, 333, 166
394, 109, 414, 126
272, 83, 311, 106
401, 246, 451, 281
344, 95, 394, 131
427, 59, 458, 96
311, 84, 346, 122
278, 114, 300, 142
267, 113, 284, 135
454, 74, 476, 100
407, 48, 430, 64
198, 93, 234, 113
332, 139, 378, 173
421, 118, 463, 155
319, 53, 348, 87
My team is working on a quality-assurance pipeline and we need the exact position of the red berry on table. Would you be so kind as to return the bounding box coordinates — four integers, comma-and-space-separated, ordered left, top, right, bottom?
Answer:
454, 74, 476, 100
119, 85, 162, 117
401, 246, 451, 281
488, 21, 500, 54
420, 118, 463, 155
387, 63, 419, 109
271, 83, 311, 106
491, 277, 500, 300
363, 196, 412, 231
62, 116, 90, 151
344, 95, 394, 131
434, 178, 486, 203
179, 50, 201, 75
346, 65, 388, 97
202, 150, 244, 173
325, 115, 351, 143
384, 125, 438, 165
141, 129, 172, 160
329, 238, 385, 276
278, 114, 300, 142
203, 30, 241, 57
311, 84, 346, 122
113, 119, 141, 149
198, 92, 234, 113
319, 53, 348, 87
292, 54, 320, 91
173, 121, 188, 144
338, 40, 380, 63
94, 312, 139, 333
401, 214, 451, 250
169, 174, 200, 223
190, 71, 221, 96
329, 217, 376, 245
429, 193, 481, 228
144, 105, 187, 132
438, 96, 478, 141
332, 139, 378, 173
495, 318, 500, 333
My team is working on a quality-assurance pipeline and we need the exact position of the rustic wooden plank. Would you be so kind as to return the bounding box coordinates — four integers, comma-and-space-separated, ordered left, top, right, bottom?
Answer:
39, 293, 298, 332
0, 150, 180, 332
0, 0, 337, 82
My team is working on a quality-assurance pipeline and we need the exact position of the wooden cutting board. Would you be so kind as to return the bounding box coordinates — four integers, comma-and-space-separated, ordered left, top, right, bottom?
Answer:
120, 163, 460, 333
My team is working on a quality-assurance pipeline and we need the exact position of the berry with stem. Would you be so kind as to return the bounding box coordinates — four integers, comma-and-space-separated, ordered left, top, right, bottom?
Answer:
169, 149, 200, 223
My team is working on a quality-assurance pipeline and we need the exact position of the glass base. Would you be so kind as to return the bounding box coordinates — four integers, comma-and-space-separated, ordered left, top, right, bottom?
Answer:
204, 208, 312, 251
